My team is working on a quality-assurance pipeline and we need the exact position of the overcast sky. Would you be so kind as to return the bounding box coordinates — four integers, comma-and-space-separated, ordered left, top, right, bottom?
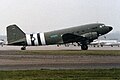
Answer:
0, 0, 120, 35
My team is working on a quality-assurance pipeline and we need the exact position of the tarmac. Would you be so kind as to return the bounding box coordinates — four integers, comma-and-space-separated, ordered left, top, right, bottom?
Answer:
0, 45, 120, 50
0, 45, 120, 70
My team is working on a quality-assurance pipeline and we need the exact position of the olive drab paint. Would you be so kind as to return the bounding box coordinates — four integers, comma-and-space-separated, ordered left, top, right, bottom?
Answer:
6, 23, 113, 50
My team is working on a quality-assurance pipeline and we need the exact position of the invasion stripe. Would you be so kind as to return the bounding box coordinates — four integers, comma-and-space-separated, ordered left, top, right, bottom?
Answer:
30, 34, 35, 46
26, 34, 32, 46
33, 33, 39, 46
40, 33, 46, 45
37, 33, 42, 45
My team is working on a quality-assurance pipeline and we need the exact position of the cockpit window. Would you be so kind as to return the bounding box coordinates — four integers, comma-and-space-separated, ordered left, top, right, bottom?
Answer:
100, 24, 105, 28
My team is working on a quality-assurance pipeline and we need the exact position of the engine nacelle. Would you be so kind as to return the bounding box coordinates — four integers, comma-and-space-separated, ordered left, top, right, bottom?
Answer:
25, 33, 46, 46
82, 32, 98, 40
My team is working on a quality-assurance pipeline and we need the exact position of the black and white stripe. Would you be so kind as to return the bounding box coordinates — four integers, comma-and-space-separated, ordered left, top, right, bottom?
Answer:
26, 33, 46, 46
30, 34, 35, 46
37, 33, 42, 45
40, 33, 46, 45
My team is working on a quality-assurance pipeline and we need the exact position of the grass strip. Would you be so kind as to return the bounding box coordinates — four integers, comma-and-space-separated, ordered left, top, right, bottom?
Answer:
0, 69, 120, 80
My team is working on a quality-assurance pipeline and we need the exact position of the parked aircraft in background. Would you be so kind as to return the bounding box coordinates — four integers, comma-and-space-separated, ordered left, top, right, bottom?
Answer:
90, 39, 120, 47
6, 23, 113, 50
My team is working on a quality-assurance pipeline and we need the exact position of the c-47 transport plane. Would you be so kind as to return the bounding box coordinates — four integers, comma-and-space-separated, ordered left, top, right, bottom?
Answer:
6, 23, 113, 50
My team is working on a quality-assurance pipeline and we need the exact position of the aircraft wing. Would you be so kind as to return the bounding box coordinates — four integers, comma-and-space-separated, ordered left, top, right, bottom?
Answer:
62, 33, 86, 43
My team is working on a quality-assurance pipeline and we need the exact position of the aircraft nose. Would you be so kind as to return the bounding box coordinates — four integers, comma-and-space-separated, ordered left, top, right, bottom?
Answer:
109, 26, 113, 31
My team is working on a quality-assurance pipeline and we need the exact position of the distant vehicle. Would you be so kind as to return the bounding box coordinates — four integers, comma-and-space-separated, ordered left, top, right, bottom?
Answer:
6, 23, 113, 50
90, 39, 120, 47
0, 39, 5, 47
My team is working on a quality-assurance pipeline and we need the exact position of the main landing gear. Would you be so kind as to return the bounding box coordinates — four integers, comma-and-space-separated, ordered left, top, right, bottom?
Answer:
21, 46, 26, 50
77, 42, 88, 50
81, 44, 88, 50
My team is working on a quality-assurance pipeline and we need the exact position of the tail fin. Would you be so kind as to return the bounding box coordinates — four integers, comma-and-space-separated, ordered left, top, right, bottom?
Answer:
7, 25, 26, 45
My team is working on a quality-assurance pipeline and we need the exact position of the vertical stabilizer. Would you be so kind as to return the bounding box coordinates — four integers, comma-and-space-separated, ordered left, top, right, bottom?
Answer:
7, 25, 26, 45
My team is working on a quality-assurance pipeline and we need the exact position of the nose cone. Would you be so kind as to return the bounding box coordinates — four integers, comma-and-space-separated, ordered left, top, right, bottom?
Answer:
109, 27, 113, 31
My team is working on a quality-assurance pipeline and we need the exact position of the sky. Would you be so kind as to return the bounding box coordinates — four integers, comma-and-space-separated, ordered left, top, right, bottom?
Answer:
0, 0, 120, 35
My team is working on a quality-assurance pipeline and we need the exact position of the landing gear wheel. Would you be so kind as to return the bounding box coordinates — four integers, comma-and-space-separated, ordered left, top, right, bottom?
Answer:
21, 46, 26, 50
81, 44, 88, 50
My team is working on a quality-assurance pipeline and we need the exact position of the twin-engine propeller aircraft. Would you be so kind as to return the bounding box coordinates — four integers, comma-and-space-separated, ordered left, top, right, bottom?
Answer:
6, 23, 113, 50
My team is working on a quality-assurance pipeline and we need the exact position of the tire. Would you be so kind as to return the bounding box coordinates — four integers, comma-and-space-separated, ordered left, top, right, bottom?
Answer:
21, 46, 26, 50
81, 44, 88, 50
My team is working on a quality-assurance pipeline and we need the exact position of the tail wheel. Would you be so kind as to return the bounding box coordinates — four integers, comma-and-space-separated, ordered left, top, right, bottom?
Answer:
81, 44, 88, 50
21, 46, 26, 50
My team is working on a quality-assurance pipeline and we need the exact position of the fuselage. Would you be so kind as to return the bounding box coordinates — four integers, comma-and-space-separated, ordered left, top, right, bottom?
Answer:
25, 23, 112, 46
